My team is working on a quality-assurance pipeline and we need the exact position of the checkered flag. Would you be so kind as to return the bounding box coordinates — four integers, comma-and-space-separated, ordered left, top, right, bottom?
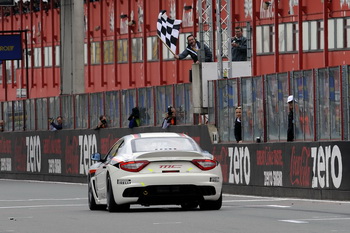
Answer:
157, 10, 182, 54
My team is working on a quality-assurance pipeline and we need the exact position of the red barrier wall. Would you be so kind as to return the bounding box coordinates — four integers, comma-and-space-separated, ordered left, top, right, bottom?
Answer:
0, 125, 349, 200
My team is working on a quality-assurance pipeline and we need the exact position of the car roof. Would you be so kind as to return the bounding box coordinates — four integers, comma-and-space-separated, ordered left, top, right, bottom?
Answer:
131, 132, 188, 139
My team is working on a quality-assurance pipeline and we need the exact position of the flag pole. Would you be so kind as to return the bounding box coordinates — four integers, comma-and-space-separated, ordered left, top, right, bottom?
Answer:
157, 34, 176, 56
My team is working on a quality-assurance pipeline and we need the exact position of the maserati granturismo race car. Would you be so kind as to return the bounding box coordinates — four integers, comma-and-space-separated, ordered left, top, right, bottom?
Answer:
88, 132, 222, 212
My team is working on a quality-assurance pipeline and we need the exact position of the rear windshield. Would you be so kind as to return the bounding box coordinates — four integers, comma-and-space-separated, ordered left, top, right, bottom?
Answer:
132, 137, 199, 153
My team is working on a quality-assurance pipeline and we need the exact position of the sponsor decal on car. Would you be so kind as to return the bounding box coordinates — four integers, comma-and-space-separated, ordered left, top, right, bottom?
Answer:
159, 165, 182, 169
210, 177, 220, 182
117, 179, 131, 184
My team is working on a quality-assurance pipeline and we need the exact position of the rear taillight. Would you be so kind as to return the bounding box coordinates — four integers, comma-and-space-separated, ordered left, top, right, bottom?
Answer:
192, 159, 217, 171
119, 161, 149, 172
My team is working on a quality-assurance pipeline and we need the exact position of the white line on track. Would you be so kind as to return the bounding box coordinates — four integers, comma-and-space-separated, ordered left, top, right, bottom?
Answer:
245, 204, 291, 208
223, 199, 286, 203
223, 194, 350, 204
0, 179, 87, 186
265, 204, 291, 208
280, 217, 350, 224
221, 203, 292, 208
0, 204, 86, 209
153, 222, 182, 225
280, 220, 308, 224
0, 198, 87, 202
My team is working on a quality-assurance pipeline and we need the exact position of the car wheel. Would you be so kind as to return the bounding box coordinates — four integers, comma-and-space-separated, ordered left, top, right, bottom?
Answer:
106, 175, 130, 212
199, 192, 222, 210
181, 202, 199, 210
88, 181, 106, 210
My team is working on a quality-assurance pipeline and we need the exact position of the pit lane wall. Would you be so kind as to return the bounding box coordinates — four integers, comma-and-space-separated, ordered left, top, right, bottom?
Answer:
0, 125, 349, 200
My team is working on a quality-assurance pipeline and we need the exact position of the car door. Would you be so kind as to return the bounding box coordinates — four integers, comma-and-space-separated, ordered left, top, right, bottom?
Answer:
95, 140, 123, 200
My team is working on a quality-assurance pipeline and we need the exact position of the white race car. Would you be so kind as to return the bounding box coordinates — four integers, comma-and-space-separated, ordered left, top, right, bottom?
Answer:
88, 132, 223, 212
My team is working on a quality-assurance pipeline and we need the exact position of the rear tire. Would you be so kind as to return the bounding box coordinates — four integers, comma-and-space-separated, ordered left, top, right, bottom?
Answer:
199, 193, 222, 210
106, 175, 130, 212
88, 181, 106, 210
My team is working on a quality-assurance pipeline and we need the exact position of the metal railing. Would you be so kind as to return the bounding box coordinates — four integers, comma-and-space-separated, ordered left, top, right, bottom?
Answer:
208, 66, 346, 142
1, 65, 349, 143
0, 83, 193, 132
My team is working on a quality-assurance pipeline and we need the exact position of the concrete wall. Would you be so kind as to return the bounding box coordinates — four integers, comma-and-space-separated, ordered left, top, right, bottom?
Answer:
60, 0, 85, 95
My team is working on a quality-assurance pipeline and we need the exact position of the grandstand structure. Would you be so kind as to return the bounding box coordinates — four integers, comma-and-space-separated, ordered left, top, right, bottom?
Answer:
0, 0, 350, 143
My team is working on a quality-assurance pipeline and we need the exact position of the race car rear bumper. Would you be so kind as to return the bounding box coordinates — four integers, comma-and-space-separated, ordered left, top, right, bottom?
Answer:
123, 184, 216, 205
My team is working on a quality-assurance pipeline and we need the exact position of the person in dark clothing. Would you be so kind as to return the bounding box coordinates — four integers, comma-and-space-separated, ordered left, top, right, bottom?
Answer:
167, 106, 176, 125
49, 116, 63, 131
128, 107, 140, 128
174, 34, 213, 63
0, 120, 4, 132
234, 106, 242, 143
95, 115, 108, 130
231, 26, 247, 61
287, 95, 296, 141
162, 106, 176, 129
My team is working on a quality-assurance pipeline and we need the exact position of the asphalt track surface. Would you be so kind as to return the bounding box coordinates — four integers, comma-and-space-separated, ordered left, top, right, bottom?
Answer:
0, 179, 350, 233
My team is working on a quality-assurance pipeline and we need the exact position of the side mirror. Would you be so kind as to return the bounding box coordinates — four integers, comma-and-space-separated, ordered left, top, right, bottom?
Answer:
91, 153, 102, 161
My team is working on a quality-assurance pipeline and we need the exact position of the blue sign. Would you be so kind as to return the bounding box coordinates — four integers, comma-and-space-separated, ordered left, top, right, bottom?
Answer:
0, 34, 22, 60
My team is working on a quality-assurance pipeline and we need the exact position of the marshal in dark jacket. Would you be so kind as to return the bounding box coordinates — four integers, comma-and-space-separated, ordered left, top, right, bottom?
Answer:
178, 41, 212, 63
234, 117, 242, 143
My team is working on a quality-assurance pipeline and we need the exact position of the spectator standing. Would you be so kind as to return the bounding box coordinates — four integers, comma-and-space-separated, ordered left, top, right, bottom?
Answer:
128, 107, 140, 128
167, 106, 176, 125
234, 106, 242, 143
174, 34, 212, 64
287, 95, 296, 141
49, 116, 63, 131
162, 106, 176, 129
0, 120, 4, 132
231, 26, 247, 61
95, 115, 108, 130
